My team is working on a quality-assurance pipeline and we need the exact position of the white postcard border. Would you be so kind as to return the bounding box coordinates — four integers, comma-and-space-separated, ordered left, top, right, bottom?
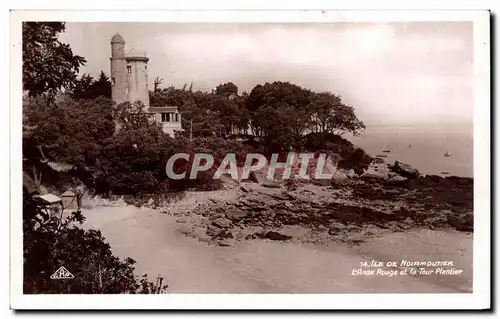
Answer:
9, 9, 490, 310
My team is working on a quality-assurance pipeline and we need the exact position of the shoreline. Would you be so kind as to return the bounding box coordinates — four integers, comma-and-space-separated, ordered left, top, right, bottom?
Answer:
76, 158, 474, 293
81, 165, 473, 246
80, 200, 473, 293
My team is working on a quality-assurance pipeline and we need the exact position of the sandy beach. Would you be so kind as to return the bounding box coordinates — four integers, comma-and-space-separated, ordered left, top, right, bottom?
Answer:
80, 190, 472, 294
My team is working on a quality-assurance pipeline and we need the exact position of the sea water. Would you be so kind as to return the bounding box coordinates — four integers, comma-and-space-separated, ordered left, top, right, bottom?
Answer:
348, 124, 473, 178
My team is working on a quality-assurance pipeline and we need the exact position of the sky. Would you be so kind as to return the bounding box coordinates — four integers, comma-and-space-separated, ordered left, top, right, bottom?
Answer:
58, 22, 473, 129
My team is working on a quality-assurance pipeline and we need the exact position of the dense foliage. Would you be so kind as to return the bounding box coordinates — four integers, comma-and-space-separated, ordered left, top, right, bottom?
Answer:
22, 23, 168, 294
22, 22, 86, 102
70, 71, 112, 100
23, 190, 167, 294
150, 84, 249, 138
300, 133, 372, 174
23, 84, 369, 194
22, 20, 369, 193
151, 81, 365, 151
89, 102, 179, 194
23, 96, 115, 166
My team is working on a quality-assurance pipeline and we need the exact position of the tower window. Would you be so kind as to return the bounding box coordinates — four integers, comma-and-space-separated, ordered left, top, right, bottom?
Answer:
127, 66, 131, 75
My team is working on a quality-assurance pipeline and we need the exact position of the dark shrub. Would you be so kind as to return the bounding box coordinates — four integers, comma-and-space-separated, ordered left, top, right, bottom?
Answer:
302, 133, 372, 174
23, 193, 168, 294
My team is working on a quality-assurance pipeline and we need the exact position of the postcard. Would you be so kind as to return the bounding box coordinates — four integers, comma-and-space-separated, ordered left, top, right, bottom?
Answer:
10, 9, 490, 310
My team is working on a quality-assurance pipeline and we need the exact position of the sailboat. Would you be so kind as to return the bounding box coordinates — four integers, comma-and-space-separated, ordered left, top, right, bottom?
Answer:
382, 140, 392, 153
444, 137, 452, 157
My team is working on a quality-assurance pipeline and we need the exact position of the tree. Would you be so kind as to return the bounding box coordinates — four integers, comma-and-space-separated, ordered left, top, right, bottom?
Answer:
150, 86, 227, 138
183, 92, 225, 138
71, 71, 112, 100
244, 82, 365, 151
70, 74, 94, 100
153, 76, 164, 92
253, 103, 299, 151
149, 86, 192, 108
87, 101, 182, 194
245, 81, 313, 149
22, 22, 86, 102
114, 101, 157, 131
215, 82, 238, 97
212, 83, 250, 136
327, 103, 366, 136
22, 23, 171, 295
23, 96, 115, 168
89, 71, 112, 99
309, 92, 365, 136
23, 187, 168, 294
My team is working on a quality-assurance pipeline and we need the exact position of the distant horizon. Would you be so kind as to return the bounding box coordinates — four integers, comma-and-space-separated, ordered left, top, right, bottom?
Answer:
361, 121, 473, 133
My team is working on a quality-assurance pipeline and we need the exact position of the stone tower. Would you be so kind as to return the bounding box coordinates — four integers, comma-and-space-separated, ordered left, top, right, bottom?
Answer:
110, 33, 127, 105
110, 33, 150, 109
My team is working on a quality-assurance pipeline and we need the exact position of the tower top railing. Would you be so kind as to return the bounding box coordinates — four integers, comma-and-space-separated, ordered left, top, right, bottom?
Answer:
126, 49, 147, 57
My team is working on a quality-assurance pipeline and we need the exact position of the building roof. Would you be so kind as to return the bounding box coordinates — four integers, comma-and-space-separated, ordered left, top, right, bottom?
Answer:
61, 190, 75, 197
125, 48, 148, 62
149, 106, 179, 113
47, 161, 74, 172
34, 194, 62, 204
111, 33, 125, 44
125, 56, 149, 62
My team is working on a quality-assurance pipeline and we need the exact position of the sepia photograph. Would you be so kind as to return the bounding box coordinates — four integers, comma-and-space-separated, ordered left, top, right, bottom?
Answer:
10, 9, 490, 310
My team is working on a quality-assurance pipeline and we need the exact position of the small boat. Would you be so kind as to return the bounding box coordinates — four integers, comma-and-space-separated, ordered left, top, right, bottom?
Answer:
444, 137, 451, 157
382, 141, 392, 153
376, 154, 388, 158
441, 171, 450, 175
408, 143, 412, 148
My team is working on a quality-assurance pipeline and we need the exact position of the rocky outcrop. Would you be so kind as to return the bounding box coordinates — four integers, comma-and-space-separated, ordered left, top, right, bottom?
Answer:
212, 217, 232, 228
447, 214, 473, 232
386, 175, 408, 184
343, 169, 357, 179
170, 162, 473, 247
262, 181, 283, 189
328, 221, 347, 235
225, 209, 248, 222
186, 174, 473, 246
360, 162, 392, 180
359, 160, 418, 182
247, 171, 261, 184
264, 231, 293, 241
391, 161, 420, 178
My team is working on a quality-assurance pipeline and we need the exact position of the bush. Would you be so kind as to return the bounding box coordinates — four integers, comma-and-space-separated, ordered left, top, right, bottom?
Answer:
372, 157, 385, 164
191, 137, 261, 165
87, 121, 239, 195
23, 194, 168, 294
301, 133, 372, 174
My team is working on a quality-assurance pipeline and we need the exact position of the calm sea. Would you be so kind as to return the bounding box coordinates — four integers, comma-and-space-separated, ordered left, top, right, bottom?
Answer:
348, 124, 473, 178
